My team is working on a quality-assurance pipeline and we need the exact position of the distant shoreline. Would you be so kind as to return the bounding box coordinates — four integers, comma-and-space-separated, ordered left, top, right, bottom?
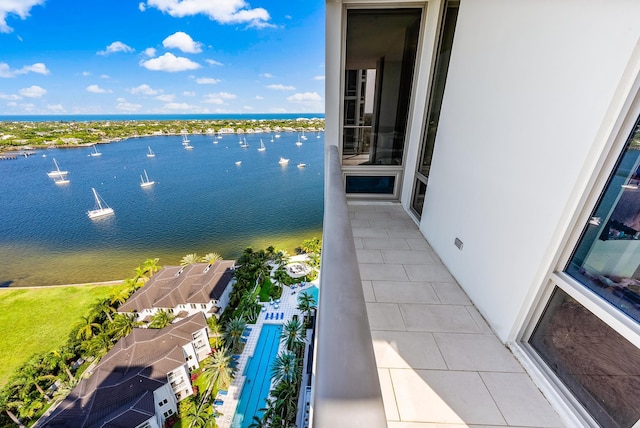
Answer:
1, 279, 125, 290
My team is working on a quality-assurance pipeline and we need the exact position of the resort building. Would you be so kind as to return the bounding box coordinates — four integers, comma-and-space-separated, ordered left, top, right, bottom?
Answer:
39, 313, 210, 428
118, 260, 235, 324
317, 1, 640, 427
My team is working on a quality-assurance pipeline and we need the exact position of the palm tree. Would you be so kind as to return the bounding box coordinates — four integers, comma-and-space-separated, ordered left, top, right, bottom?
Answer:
81, 330, 111, 358
297, 291, 317, 327
149, 309, 175, 329
45, 348, 75, 382
281, 318, 306, 353
270, 351, 301, 385
271, 380, 299, 425
184, 401, 216, 428
248, 414, 266, 428
181, 253, 199, 266
75, 315, 101, 340
224, 317, 247, 353
109, 313, 140, 340
93, 298, 116, 323
200, 252, 222, 264
142, 257, 161, 277
110, 286, 132, 307
199, 347, 236, 405
206, 316, 223, 349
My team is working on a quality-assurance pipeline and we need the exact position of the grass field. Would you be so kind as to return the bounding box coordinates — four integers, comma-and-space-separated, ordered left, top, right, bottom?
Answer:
0, 283, 128, 387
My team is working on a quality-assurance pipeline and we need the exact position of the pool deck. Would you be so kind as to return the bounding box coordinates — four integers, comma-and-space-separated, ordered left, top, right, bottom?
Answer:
214, 278, 317, 428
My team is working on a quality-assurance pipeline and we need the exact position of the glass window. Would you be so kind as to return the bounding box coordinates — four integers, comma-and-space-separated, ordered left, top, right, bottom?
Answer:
345, 175, 395, 194
566, 115, 640, 323
342, 9, 421, 167
530, 288, 640, 428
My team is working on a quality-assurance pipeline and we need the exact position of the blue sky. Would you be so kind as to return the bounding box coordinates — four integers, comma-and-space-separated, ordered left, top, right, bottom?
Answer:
0, 0, 325, 115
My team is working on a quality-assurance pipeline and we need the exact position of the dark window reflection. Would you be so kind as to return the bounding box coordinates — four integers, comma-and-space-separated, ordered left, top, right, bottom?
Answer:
530, 288, 640, 428
345, 175, 395, 194
566, 116, 640, 323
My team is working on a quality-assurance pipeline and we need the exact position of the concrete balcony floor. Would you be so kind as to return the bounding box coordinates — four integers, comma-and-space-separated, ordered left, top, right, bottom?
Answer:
349, 202, 565, 428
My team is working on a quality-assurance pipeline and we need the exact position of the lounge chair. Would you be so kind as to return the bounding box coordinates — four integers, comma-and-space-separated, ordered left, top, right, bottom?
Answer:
214, 399, 224, 406
280, 312, 284, 319
218, 390, 228, 396
274, 304, 279, 309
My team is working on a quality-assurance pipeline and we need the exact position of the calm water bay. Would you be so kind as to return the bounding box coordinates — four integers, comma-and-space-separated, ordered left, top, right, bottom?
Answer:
0, 132, 324, 287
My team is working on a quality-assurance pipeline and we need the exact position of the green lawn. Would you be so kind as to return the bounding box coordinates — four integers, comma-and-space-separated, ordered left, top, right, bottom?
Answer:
0, 283, 127, 387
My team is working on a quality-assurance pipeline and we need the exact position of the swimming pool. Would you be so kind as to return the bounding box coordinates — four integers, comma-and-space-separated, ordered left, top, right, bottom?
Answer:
231, 324, 282, 428
301, 285, 319, 305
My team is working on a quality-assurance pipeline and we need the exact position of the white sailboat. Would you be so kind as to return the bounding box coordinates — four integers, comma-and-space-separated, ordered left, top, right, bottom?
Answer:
87, 188, 114, 219
147, 146, 155, 158
90, 145, 102, 157
270, 134, 275, 143
54, 175, 70, 185
47, 158, 68, 177
300, 130, 307, 140
296, 136, 303, 146
258, 139, 266, 152
184, 144, 194, 150
279, 157, 289, 165
182, 133, 190, 144
297, 163, 306, 168
240, 138, 249, 148
140, 170, 155, 188
235, 161, 242, 165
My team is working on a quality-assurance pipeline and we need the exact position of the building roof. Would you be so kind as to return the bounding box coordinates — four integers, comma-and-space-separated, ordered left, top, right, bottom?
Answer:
118, 260, 235, 313
41, 313, 208, 428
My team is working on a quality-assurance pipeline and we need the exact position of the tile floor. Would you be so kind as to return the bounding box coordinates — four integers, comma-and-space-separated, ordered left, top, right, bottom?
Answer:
350, 202, 565, 428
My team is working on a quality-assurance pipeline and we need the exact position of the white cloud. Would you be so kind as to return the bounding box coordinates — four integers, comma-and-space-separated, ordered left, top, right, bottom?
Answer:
47, 104, 66, 113
144, 47, 157, 57
144, 0, 272, 28
205, 59, 223, 66
196, 77, 220, 84
100, 74, 110, 79
129, 84, 160, 96
140, 53, 201, 72
0, 92, 20, 100
287, 92, 322, 102
255, 95, 263, 100
313, 75, 325, 81
163, 31, 202, 53
156, 94, 175, 102
0, 61, 50, 78
19, 85, 46, 98
261, 73, 274, 79
86, 84, 112, 94
203, 91, 236, 104
267, 84, 295, 91
82, 71, 91, 76
0, 0, 44, 33
243, 105, 253, 110
139, 2, 146, 12
116, 100, 142, 112
98, 41, 134, 56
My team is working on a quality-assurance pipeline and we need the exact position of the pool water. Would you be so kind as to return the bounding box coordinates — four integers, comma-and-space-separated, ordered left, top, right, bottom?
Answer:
231, 324, 283, 428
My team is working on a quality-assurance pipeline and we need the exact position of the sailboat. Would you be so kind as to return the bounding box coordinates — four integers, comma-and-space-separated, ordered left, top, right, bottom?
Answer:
140, 170, 155, 188
87, 188, 114, 219
53, 175, 70, 185
258, 139, 266, 152
182, 133, 190, 144
184, 143, 194, 150
90, 145, 102, 157
300, 130, 308, 140
47, 158, 68, 177
270, 134, 275, 143
279, 157, 289, 165
297, 163, 306, 168
240, 138, 249, 148
147, 146, 155, 158
296, 135, 303, 146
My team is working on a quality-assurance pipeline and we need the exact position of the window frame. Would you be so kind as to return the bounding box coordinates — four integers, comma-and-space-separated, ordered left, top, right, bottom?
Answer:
339, 2, 428, 199
516, 73, 640, 427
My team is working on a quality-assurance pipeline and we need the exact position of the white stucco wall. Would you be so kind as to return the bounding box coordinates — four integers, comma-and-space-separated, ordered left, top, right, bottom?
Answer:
420, 0, 640, 341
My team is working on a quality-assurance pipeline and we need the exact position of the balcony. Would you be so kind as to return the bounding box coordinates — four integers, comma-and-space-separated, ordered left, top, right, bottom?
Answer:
314, 146, 564, 427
